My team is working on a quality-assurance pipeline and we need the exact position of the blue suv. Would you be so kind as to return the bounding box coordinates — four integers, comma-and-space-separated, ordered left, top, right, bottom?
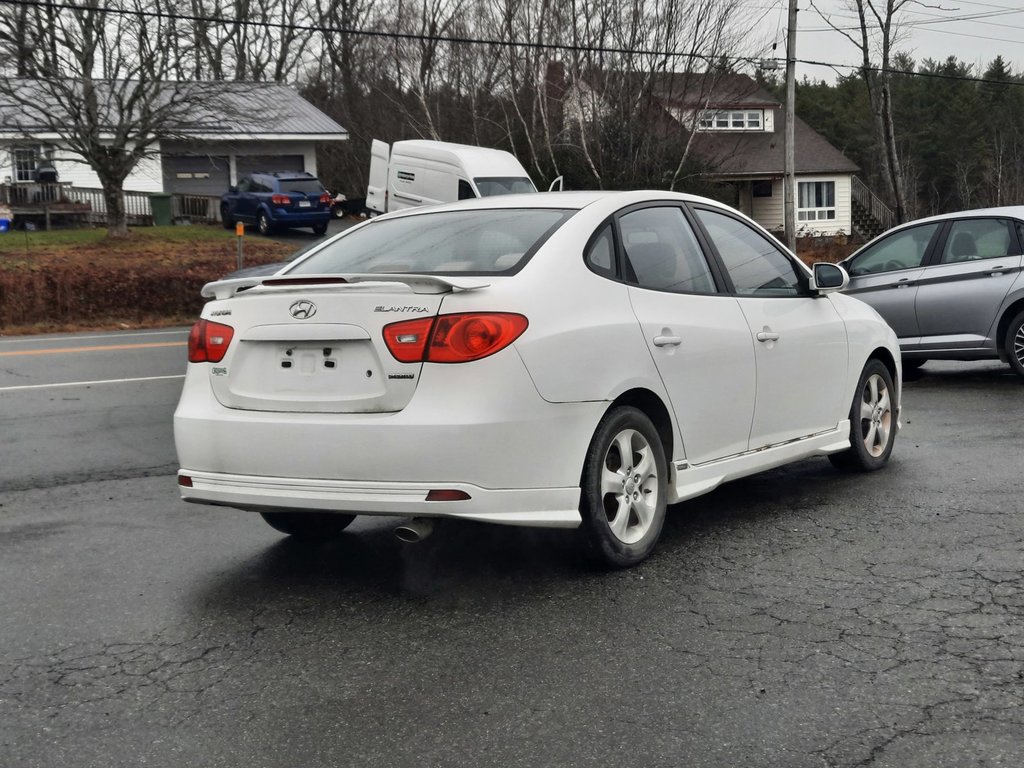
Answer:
221, 172, 332, 236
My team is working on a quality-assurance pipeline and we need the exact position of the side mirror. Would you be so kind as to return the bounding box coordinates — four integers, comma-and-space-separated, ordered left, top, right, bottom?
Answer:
810, 262, 849, 294
547, 176, 564, 192
228, 185, 238, 194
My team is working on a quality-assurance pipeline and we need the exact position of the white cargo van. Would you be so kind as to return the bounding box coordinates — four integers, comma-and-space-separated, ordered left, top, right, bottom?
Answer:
365, 139, 538, 214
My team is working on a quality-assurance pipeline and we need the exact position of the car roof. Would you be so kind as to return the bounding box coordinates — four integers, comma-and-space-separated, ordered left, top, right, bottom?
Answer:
380, 189, 733, 216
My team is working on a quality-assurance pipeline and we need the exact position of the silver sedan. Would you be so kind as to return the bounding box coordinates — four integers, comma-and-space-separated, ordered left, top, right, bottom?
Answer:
839, 208, 1024, 377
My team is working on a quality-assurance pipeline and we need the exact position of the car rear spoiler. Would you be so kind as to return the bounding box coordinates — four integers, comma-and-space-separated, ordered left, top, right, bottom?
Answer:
201, 273, 492, 301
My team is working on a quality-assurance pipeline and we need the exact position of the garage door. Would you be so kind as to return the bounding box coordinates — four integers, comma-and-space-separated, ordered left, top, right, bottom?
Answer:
162, 155, 230, 195
236, 155, 306, 177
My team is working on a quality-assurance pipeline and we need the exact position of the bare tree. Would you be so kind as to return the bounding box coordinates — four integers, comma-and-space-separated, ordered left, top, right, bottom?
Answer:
811, 0, 915, 223
0, 0, 206, 236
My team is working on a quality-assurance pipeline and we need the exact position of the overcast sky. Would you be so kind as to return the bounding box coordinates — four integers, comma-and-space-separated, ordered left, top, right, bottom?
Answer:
748, 0, 1024, 82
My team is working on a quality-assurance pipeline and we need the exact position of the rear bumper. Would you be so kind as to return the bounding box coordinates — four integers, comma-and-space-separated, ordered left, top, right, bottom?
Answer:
179, 471, 582, 528
268, 207, 330, 226
174, 349, 605, 527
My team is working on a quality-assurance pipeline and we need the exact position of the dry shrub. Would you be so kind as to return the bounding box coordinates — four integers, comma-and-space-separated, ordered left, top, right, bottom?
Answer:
0, 231, 292, 333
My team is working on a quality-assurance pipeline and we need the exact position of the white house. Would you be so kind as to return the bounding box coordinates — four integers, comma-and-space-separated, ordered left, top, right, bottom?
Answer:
658, 73, 860, 238
0, 80, 347, 221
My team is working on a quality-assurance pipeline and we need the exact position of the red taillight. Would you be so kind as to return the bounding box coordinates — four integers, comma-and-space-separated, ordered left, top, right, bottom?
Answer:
178, 475, 194, 487
271, 193, 290, 205
382, 313, 528, 364
425, 489, 471, 501
382, 317, 434, 363
188, 319, 234, 363
319, 192, 332, 204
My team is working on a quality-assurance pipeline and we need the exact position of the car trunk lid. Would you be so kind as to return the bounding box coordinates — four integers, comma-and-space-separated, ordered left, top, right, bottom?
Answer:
201, 275, 488, 413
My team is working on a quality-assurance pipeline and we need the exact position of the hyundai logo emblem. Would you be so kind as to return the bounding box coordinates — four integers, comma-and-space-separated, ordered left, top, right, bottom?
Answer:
289, 300, 317, 320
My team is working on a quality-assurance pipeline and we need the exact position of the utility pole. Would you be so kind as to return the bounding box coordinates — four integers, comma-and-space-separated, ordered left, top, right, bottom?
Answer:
784, 0, 798, 252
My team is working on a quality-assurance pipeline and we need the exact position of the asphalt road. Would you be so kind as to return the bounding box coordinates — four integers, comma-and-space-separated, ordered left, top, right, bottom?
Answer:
1, 333, 1022, 767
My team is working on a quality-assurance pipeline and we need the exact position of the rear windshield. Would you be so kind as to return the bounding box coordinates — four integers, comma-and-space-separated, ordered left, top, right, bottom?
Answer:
288, 208, 573, 275
473, 177, 537, 196
276, 179, 324, 194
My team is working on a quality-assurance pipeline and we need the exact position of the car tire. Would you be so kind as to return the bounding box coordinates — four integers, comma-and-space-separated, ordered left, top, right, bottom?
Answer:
1004, 310, 1024, 379
829, 359, 897, 472
312, 222, 328, 236
221, 206, 234, 230
332, 205, 346, 219
260, 511, 356, 539
257, 210, 273, 236
579, 406, 667, 568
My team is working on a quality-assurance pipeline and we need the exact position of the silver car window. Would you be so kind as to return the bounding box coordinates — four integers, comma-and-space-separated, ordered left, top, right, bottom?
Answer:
939, 219, 1014, 263
288, 209, 572, 275
848, 222, 940, 275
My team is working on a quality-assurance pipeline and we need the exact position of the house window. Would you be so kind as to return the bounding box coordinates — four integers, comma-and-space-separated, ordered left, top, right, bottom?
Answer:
13, 148, 38, 182
797, 181, 836, 221
697, 110, 763, 131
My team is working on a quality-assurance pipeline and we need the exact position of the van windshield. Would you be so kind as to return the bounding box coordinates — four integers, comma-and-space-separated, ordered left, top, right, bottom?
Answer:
473, 177, 537, 196
287, 208, 574, 275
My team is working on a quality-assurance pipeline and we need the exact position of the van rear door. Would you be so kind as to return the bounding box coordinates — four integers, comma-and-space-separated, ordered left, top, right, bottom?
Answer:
366, 139, 390, 213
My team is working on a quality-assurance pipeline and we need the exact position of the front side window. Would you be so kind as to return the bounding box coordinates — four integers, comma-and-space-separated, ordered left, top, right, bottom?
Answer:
13, 148, 37, 182
473, 177, 537, 196
289, 208, 573, 275
847, 223, 941, 275
939, 218, 1016, 263
618, 206, 717, 294
695, 208, 802, 296
797, 181, 836, 222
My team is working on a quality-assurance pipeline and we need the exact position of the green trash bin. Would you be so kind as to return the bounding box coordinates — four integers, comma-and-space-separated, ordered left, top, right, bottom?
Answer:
149, 193, 172, 226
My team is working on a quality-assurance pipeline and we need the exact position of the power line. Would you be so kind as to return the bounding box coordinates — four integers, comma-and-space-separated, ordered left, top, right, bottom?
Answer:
1, 0, 1023, 89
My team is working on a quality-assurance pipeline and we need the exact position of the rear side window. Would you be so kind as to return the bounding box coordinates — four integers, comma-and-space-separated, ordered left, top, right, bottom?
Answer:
289, 209, 574, 275
939, 219, 1015, 263
619, 206, 717, 294
458, 180, 477, 200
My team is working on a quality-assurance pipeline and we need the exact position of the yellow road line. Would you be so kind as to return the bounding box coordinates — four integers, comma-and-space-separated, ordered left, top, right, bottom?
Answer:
0, 341, 186, 357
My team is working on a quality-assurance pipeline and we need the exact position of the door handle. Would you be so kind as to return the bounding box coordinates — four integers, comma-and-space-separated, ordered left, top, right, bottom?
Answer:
896, 278, 914, 288
987, 267, 1005, 276
756, 331, 780, 342
653, 335, 682, 347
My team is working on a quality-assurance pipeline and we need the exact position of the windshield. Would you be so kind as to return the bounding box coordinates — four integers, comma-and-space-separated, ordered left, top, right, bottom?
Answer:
288, 208, 573, 275
473, 177, 537, 196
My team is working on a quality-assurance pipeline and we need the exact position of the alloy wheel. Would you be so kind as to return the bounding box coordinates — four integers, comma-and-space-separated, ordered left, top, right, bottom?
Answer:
858, 373, 892, 458
600, 428, 660, 545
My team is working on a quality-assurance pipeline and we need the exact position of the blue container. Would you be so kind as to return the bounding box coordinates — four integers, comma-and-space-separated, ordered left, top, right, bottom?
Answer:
0, 219, 10, 233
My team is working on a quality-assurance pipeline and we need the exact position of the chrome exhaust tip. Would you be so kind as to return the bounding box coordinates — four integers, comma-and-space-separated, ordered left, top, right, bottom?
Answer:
394, 517, 436, 543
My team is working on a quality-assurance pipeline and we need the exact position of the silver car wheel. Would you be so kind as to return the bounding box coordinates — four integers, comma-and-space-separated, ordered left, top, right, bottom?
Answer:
1015, 324, 1024, 367
600, 428, 659, 545
858, 372, 892, 458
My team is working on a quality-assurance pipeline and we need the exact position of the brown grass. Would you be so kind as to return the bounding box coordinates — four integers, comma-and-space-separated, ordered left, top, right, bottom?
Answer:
0, 227, 293, 335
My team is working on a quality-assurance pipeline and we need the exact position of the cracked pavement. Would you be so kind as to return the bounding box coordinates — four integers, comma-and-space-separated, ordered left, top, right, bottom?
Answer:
1, 360, 1022, 767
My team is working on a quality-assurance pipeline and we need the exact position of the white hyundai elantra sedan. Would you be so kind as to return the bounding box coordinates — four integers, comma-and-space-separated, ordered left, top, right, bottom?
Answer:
175, 191, 901, 567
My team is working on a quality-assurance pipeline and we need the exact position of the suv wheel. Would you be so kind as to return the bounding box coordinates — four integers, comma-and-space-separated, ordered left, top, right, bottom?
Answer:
257, 210, 273, 236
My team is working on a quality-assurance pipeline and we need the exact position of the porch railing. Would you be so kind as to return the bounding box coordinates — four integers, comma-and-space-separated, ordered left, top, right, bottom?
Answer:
1, 184, 224, 226
851, 176, 895, 234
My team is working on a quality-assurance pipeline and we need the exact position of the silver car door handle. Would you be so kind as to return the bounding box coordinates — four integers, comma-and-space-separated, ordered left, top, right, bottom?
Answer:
756, 331, 780, 342
987, 267, 1005, 276
896, 278, 914, 288
653, 335, 682, 347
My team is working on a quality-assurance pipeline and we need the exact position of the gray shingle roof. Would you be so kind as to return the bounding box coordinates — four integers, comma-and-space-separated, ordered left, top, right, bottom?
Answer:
0, 79, 347, 138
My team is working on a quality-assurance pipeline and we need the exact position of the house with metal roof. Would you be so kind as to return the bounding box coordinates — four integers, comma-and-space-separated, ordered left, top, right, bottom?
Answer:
0, 80, 347, 225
